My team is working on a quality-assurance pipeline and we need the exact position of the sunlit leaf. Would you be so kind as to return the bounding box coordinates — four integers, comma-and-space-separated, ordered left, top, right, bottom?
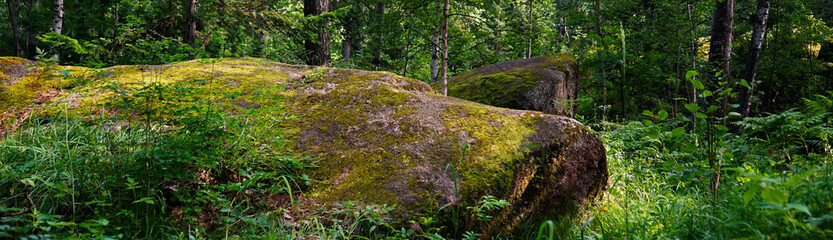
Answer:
692, 79, 705, 90
671, 127, 685, 137
20, 178, 36, 187
647, 128, 660, 139
761, 187, 789, 205
657, 110, 668, 121
739, 79, 750, 88
685, 70, 699, 81
684, 103, 699, 113
132, 197, 156, 204
707, 105, 720, 113
785, 168, 819, 188
742, 185, 759, 204
787, 203, 812, 216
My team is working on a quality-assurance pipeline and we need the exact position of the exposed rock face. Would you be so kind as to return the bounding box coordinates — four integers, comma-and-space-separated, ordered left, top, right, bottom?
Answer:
439, 55, 579, 116
0, 57, 607, 236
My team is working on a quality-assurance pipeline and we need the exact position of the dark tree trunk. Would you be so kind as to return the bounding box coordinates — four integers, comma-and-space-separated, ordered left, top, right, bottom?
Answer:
430, 32, 439, 82
705, 0, 735, 205
556, 0, 566, 38
185, 0, 197, 47
52, 0, 63, 62
594, 0, 608, 117
371, 1, 384, 65
304, 0, 330, 66
619, 21, 626, 119
341, 35, 351, 60
340, 0, 353, 61
255, 28, 266, 58
25, 0, 35, 57
706, 0, 734, 92
113, 2, 119, 39
7, 0, 22, 56
440, 0, 449, 96
738, 0, 770, 118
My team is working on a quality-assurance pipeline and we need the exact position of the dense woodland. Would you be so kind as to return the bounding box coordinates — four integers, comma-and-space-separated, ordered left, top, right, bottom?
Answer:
2, 0, 833, 119
2, 0, 833, 239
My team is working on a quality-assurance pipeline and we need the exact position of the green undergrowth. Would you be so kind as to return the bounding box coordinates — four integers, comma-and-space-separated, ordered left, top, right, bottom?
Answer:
0, 65, 403, 239
0, 87, 313, 238
531, 96, 833, 239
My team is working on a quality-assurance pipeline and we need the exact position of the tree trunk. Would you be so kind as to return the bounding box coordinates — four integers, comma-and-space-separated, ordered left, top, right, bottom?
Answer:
440, 0, 449, 96
556, 0, 566, 38
738, 0, 770, 118
705, 0, 734, 203
341, 36, 351, 60
430, 33, 439, 82
430, 0, 440, 83
371, 1, 384, 65
619, 21, 626, 119
688, 2, 698, 128
403, 29, 411, 77
594, 0, 608, 116
763, 18, 780, 113
25, 0, 37, 57
52, 0, 63, 62
185, 0, 197, 47
7, 0, 22, 56
255, 28, 266, 58
113, 2, 119, 39
340, 0, 353, 61
304, 0, 330, 66
706, 0, 734, 93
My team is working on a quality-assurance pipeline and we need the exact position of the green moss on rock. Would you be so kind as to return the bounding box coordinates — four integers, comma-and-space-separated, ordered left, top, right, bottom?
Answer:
0, 57, 607, 237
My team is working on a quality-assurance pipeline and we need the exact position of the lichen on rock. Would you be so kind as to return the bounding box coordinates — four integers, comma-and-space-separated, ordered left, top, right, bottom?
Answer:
0, 57, 607, 237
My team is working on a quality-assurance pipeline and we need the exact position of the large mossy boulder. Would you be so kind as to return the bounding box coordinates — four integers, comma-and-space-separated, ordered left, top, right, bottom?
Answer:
438, 54, 579, 116
0, 57, 607, 236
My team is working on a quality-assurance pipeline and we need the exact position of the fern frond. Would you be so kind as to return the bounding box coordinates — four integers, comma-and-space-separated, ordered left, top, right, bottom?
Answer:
802, 91, 833, 115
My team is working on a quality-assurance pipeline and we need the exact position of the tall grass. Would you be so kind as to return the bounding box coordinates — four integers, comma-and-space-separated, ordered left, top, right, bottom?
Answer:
0, 78, 321, 238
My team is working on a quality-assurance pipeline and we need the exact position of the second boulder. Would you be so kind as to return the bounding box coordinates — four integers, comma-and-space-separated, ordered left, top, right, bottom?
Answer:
439, 54, 578, 116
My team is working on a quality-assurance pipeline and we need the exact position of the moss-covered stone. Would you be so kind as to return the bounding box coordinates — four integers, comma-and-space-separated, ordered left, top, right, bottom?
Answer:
435, 54, 579, 116
0, 57, 607, 237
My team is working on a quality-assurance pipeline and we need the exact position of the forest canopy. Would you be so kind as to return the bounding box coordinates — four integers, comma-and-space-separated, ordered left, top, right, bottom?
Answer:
2, 0, 832, 119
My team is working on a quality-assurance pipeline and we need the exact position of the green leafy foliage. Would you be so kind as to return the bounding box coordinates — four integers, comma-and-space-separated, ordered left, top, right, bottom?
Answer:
547, 93, 833, 239
0, 73, 316, 238
467, 195, 509, 222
